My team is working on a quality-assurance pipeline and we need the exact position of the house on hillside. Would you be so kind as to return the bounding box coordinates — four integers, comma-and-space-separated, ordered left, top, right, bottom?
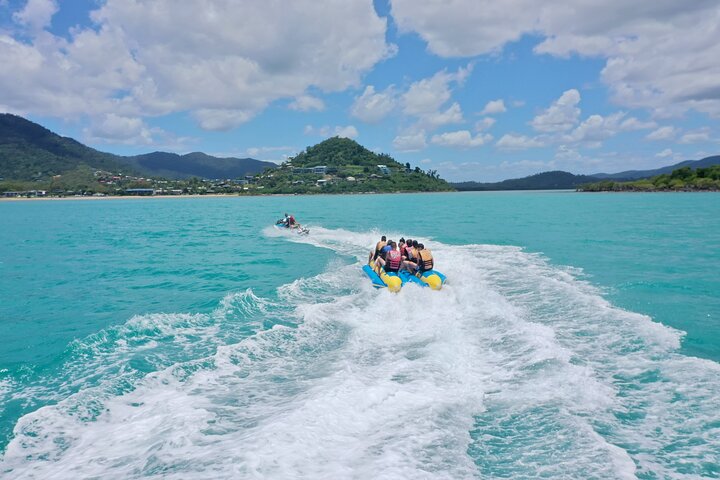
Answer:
377, 165, 390, 175
313, 165, 327, 174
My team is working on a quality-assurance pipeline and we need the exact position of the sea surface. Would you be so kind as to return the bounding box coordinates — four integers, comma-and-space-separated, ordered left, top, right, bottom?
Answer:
1, 192, 718, 479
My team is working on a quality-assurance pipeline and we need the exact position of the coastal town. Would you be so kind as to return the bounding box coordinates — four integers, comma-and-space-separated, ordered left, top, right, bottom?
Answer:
1, 169, 263, 198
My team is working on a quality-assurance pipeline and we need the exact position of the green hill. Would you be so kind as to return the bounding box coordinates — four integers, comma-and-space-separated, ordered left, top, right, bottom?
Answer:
0, 113, 132, 180
0, 113, 273, 181
453, 171, 604, 191
580, 165, 720, 191
123, 151, 275, 179
253, 137, 454, 194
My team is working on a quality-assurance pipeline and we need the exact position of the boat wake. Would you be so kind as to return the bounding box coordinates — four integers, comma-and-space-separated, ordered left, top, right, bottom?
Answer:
1, 226, 718, 478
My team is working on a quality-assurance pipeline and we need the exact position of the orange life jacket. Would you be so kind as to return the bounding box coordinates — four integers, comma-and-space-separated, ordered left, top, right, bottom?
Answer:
417, 249, 434, 271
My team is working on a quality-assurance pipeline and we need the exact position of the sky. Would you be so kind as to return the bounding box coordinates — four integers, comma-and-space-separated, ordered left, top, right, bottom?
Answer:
1, 0, 719, 181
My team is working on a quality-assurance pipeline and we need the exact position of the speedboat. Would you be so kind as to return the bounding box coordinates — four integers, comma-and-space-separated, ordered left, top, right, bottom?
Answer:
362, 260, 446, 292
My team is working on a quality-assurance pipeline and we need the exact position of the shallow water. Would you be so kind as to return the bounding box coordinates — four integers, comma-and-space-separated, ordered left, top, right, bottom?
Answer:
1, 192, 718, 478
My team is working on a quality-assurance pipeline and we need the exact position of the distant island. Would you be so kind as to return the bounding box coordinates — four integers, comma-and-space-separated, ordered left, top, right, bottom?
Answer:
0, 114, 451, 197
451, 155, 720, 191
579, 165, 720, 192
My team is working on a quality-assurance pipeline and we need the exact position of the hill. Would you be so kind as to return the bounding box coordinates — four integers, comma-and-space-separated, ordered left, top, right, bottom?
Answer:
122, 152, 275, 179
453, 171, 604, 191
0, 113, 131, 180
253, 137, 453, 194
591, 155, 720, 180
581, 165, 720, 191
0, 113, 272, 181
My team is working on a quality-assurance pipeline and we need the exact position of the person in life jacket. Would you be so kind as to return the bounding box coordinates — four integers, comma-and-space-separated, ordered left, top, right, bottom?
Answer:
375, 241, 402, 274
415, 243, 434, 274
368, 235, 387, 264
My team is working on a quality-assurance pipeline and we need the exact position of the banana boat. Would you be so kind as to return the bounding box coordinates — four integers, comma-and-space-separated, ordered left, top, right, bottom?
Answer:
362, 260, 446, 292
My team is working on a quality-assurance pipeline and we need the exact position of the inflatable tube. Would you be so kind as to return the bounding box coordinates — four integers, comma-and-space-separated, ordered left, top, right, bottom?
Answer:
363, 261, 446, 292
418, 270, 446, 290
362, 262, 402, 292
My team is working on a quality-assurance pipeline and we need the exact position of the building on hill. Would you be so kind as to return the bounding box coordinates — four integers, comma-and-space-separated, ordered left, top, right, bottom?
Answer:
377, 165, 390, 175
313, 166, 327, 174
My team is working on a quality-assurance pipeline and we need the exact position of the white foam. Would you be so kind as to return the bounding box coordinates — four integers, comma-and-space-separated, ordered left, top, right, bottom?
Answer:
2, 227, 718, 479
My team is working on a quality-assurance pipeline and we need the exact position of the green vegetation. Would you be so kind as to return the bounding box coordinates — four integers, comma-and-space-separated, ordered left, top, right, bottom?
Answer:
0, 114, 130, 180
250, 137, 453, 194
453, 171, 602, 191
580, 165, 720, 192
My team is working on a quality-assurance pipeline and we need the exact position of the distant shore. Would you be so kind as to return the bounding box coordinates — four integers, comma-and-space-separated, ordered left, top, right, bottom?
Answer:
0, 194, 244, 201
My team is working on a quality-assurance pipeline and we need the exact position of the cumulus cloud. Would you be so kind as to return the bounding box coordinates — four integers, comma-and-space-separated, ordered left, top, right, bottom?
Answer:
12, 0, 58, 31
304, 124, 358, 139
475, 117, 496, 131
389, 0, 720, 117
496, 134, 545, 150
430, 130, 492, 148
393, 131, 427, 152
85, 113, 153, 144
246, 146, 295, 157
0, 0, 393, 132
288, 95, 325, 112
564, 112, 628, 147
646, 126, 677, 141
350, 85, 396, 123
403, 68, 462, 115
679, 130, 711, 144
656, 148, 673, 158
418, 102, 464, 128
531, 89, 581, 132
480, 99, 506, 115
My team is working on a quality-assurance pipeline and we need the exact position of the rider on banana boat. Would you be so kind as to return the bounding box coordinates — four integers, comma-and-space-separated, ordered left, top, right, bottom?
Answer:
374, 241, 403, 274
415, 243, 434, 276
368, 235, 387, 264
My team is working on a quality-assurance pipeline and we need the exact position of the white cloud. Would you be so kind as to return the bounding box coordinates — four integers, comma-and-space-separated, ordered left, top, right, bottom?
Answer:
12, 0, 58, 31
246, 146, 295, 157
84, 113, 153, 144
304, 124, 358, 139
619, 117, 657, 130
334, 125, 359, 139
496, 134, 545, 150
420, 158, 432, 165
565, 112, 626, 146
83, 113, 192, 150
393, 131, 427, 152
0, 0, 394, 132
480, 99, 506, 115
418, 102, 464, 128
430, 130, 492, 148
679, 130, 711, 144
475, 117, 495, 132
288, 95, 325, 112
389, 0, 720, 117
646, 126, 677, 141
402, 66, 470, 117
656, 148, 673, 158
531, 89, 581, 132
475, 117, 496, 131
350, 85, 396, 123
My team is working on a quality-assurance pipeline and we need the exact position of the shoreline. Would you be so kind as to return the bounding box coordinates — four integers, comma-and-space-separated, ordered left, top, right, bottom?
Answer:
0, 190, 457, 201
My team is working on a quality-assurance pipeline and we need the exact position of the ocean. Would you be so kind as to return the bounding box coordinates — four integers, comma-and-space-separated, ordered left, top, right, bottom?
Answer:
1, 192, 718, 478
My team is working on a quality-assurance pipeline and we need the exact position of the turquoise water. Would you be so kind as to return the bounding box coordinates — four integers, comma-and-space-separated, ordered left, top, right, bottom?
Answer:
1, 192, 718, 478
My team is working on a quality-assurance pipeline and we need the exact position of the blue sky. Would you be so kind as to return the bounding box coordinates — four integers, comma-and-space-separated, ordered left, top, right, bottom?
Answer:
1, 0, 719, 181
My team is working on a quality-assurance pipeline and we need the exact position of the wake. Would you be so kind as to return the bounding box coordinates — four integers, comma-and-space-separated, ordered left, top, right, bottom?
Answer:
1, 226, 718, 479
